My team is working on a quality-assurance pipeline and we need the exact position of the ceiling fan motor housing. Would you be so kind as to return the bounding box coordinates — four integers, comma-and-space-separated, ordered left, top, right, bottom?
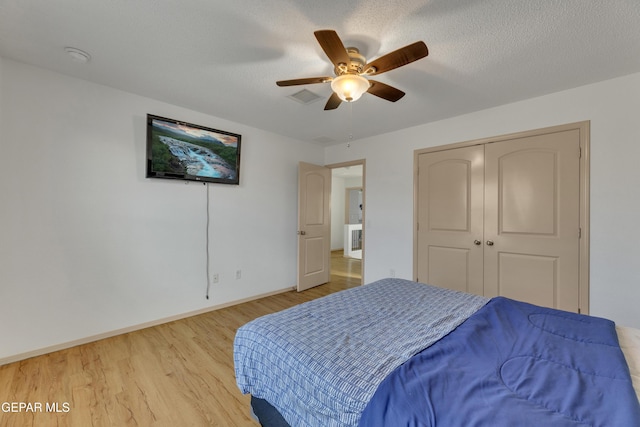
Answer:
335, 47, 368, 75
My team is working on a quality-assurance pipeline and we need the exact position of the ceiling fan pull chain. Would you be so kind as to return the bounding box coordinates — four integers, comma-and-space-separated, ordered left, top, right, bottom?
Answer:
347, 102, 353, 147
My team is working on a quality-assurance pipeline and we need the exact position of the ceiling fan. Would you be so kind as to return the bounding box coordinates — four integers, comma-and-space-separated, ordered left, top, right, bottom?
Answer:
277, 30, 429, 110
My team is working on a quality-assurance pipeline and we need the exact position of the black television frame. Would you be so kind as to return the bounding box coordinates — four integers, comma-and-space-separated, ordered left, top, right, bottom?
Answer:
146, 114, 241, 185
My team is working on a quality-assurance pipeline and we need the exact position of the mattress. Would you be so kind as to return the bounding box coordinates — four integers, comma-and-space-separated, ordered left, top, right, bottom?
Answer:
618, 325, 640, 402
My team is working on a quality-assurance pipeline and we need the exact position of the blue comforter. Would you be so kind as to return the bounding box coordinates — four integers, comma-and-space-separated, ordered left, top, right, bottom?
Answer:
359, 297, 640, 426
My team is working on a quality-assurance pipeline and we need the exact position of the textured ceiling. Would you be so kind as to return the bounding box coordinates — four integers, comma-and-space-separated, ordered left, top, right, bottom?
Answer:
1, 0, 639, 145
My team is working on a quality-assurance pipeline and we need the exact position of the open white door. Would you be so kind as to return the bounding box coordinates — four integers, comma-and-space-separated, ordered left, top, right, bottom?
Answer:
297, 162, 331, 291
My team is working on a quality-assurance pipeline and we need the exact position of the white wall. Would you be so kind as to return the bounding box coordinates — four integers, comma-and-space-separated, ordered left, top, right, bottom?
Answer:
330, 174, 363, 251
0, 58, 324, 362
330, 175, 346, 251
326, 72, 640, 329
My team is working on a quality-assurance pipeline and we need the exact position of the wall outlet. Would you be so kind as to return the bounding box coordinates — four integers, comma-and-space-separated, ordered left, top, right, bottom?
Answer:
236, 270, 242, 280
212, 273, 219, 283
390, 269, 396, 278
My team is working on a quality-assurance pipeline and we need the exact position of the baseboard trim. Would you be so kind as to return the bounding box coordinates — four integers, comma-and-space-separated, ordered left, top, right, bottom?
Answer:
0, 286, 295, 366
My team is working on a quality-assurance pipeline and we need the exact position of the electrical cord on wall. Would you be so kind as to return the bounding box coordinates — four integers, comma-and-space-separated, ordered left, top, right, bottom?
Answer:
205, 182, 211, 299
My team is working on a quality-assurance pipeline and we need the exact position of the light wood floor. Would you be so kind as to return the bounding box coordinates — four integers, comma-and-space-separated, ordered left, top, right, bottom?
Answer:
0, 252, 361, 427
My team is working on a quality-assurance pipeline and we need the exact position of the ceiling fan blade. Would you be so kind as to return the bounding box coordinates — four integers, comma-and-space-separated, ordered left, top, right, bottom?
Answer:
324, 92, 342, 110
276, 77, 331, 87
367, 80, 406, 102
365, 41, 428, 75
314, 30, 351, 69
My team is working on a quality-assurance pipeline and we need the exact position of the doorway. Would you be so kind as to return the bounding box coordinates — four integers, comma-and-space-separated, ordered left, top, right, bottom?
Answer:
329, 161, 365, 287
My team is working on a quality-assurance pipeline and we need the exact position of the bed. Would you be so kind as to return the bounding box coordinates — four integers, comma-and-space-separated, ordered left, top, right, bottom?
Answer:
234, 278, 640, 426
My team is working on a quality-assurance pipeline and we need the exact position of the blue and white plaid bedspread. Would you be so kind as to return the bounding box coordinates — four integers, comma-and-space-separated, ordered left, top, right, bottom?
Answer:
234, 278, 489, 427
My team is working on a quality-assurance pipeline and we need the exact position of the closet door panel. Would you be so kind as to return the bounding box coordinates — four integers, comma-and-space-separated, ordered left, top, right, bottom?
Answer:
416, 145, 484, 295
497, 252, 557, 308
484, 130, 580, 311
427, 246, 471, 293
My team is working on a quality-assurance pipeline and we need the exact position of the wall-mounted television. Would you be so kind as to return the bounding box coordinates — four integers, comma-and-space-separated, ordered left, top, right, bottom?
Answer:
146, 114, 241, 185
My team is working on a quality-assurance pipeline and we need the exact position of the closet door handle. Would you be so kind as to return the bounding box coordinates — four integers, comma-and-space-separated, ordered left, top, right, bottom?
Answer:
486, 240, 494, 246
474, 240, 482, 245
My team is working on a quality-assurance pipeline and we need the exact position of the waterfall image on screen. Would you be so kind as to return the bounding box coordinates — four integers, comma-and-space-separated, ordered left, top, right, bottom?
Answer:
146, 115, 241, 185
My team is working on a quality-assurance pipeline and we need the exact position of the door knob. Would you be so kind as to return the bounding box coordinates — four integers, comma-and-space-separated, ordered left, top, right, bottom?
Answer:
298, 230, 306, 235
474, 240, 481, 245
486, 240, 494, 246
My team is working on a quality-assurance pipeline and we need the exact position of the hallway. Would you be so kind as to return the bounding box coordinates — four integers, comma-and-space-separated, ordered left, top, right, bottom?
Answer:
330, 250, 362, 289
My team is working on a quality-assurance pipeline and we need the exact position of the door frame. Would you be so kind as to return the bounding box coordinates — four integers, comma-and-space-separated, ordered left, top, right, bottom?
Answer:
326, 159, 366, 285
413, 121, 590, 313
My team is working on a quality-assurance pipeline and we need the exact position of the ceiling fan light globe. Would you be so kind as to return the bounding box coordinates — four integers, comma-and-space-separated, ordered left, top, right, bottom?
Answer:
331, 74, 370, 103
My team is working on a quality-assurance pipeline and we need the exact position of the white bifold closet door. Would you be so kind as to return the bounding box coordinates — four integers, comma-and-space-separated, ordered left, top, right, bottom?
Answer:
416, 128, 581, 312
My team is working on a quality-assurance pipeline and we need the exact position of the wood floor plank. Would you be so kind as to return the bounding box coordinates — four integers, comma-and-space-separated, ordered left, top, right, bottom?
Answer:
0, 251, 361, 426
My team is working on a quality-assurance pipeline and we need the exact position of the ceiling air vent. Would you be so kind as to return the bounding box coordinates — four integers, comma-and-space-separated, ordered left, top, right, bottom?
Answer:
287, 89, 323, 105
